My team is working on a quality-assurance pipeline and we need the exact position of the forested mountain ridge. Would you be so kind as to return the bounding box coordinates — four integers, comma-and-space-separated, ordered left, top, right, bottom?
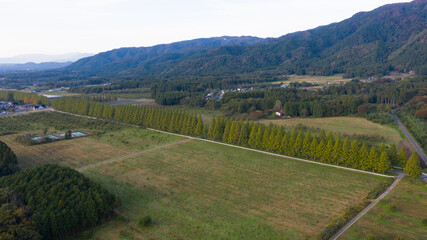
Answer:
64, 0, 427, 78
66, 36, 271, 74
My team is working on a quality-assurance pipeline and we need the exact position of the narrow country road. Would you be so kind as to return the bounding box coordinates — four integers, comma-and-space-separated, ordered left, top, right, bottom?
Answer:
77, 138, 192, 171
331, 174, 404, 240
390, 109, 427, 166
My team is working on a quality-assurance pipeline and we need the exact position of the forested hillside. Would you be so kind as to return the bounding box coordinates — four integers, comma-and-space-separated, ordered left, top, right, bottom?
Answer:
1, 0, 425, 88
64, 0, 427, 78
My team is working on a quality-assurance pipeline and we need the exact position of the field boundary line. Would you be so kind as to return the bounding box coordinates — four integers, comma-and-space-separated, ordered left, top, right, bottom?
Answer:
330, 174, 403, 240
48, 109, 393, 178
77, 138, 192, 171
147, 128, 395, 178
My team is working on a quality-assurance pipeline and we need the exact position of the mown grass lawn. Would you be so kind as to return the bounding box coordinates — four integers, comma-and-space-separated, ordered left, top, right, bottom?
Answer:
340, 177, 427, 240
80, 140, 390, 240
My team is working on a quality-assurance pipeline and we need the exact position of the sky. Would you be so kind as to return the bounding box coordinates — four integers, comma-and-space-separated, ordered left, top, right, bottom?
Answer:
0, 0, 412, 58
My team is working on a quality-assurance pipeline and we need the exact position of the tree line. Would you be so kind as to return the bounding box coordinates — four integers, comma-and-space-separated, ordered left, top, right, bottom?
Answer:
52, 97, 423, 176
52, 97, 206, 137
0, 90, 49, 106
207, 117, 410, 174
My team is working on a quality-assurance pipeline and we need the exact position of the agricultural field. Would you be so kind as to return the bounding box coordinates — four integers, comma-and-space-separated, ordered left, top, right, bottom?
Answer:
79, 140, 390, 240
261, 117, 404, 147
273, 74, 347, 85
0, 111, 121, 135
108, 98, 156, 106
0, 112, 182, 169
168, 105, 222, 124
341, 178, 427, 240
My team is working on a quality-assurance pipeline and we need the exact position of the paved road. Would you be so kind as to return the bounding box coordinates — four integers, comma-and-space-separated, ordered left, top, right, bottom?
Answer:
331, 174, 404, 240
77, 138, 192, 171
390, 109, 427, 166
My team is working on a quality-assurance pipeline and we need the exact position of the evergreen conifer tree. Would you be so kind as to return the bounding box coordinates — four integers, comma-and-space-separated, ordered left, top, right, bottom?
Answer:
368, 147, 379, 172
309, 138, 318, 160
349, 140, 360, 168
397, 148, 408, 168
359, 144, 369, 171
388, 144, 398, 166
341, 138, 350, 166
404, 152, 422, 178
332, 135, 341, 165
377, 151, 391, 174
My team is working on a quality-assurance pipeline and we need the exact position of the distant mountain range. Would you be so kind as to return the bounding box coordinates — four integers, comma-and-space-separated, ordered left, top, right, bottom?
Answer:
0, 62, 73, 72
0, 53, 93, 64
63, 0, 426, 79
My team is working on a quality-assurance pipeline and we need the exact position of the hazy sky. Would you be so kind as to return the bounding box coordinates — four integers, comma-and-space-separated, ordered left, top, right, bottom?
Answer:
0, 0, 412, 57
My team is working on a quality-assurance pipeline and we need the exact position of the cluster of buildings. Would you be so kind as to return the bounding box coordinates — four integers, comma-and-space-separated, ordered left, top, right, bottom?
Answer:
205, 87, 255, 102
205, 90, 225, 101
0, 102, 47, 115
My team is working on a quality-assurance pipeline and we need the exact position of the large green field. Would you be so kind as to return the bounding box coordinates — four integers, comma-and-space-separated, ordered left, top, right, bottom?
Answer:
340, 178, 427, 240
262, 116, 404, 147
0, 112, 398, 239
79, 140, 390, 240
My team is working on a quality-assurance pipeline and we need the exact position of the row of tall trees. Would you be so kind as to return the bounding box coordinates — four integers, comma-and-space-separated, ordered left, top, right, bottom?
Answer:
0, 91, 49, 105
207, 117, 408, 174
53, 97, 421, 175
0, 140, 18, 177
0, 164, 119, 239
52, 98, 204, 136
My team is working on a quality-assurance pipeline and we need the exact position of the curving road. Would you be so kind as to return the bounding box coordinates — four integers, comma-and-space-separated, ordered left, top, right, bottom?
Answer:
390, 109, 427, 166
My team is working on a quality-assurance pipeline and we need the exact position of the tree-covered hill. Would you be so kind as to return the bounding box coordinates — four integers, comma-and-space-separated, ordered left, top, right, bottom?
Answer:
0, 164, 119, 239
64, 0, 426, 78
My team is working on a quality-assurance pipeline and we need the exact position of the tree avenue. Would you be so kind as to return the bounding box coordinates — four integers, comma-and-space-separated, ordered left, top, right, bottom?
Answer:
53, 97, 419, 175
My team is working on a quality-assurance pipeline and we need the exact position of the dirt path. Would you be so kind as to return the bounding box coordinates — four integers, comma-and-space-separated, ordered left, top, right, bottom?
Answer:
332, 174, 404, 240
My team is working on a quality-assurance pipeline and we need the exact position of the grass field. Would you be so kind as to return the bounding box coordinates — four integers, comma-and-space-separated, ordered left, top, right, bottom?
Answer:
0, 127, 182, 169
168, 105, 223, 124
108, 98, 156, 106
0, 111, 121, 134
272, 74, 347, 85
78, 140, 390, 240
340, 178, 427, 240
261, 117, 403, 147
